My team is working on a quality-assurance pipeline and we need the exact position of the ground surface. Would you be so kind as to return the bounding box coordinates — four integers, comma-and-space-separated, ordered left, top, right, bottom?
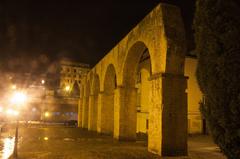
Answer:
0, 124, 226, 159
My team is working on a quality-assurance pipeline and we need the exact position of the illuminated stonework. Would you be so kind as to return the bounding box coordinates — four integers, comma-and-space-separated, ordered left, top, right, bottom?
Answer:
135, 56, 203, 135
78, 3, 189, 156
59, 60, 90, 96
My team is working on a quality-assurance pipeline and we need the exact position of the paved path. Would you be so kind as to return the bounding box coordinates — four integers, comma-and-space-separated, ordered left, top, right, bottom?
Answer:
0, 125, 227, 159
188, 135, 226, 159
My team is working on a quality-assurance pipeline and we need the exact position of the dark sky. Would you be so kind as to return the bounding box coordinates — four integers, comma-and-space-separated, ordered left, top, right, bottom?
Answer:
0, 0, 195, 73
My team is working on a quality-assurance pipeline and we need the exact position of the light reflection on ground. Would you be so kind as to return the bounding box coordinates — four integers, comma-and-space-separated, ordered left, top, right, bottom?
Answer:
0, 137, 15, 159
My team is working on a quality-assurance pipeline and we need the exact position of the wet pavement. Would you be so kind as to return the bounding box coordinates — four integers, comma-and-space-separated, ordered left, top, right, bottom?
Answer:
0, 124, 227, 159
188, 135, 226, 159
0, 124, 15, 159
0, 136, 15, 159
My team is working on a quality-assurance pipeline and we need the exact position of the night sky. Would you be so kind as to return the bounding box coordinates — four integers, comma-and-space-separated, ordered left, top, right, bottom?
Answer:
0, 0, 195, 73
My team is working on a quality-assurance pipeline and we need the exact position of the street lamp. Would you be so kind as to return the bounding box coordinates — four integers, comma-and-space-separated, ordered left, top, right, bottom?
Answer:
65, 85, 70, 92
11, 85, 17, 90
6, 109, 19, 116
11, 91, 27, 159
11, 92, 27, 106
44, 111, 50, 118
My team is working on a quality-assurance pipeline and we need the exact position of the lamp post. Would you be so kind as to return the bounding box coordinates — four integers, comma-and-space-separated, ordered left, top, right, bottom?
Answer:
11, 91, 27, 159
13, 116, 19, 159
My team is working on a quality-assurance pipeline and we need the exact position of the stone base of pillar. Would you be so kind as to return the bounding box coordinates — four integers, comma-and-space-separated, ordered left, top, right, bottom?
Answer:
97, 92, 113, 134
114, 86, 137, 141
148, 73, 188, 156
88, 95, 97, 131
82, 96, 89, 129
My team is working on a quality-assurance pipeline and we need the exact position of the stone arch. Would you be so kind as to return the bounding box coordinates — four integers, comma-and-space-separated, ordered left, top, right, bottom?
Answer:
99, 62, 118, 92
136, 50, 152, 134
104, 65, 117, 93
100, 64, 116, 134
78, 4, 187, 156
113, 41, 152, 141
88, 74, 100, 131
90, 73, 100, 95
123, 41, 151, 86
121, 38, 187, 155
71, 81, 80, 97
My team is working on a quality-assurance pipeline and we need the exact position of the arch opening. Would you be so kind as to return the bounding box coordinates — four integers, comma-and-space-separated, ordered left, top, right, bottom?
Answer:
102, 64, 116, 134
122, 41, 152, 141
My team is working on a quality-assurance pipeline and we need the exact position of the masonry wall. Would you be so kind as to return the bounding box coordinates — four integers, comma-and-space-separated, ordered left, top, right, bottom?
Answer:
79, 4, 188, 156
184, 57, 203, 134
136, 59, 151, 134
136, 57, 203, 134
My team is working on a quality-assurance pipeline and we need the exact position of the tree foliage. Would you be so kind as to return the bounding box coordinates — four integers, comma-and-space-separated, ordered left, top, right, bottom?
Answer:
194, 0, 240, 158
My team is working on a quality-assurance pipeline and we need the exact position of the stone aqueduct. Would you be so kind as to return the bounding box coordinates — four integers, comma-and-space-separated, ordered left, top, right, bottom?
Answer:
78, 4, 188, 156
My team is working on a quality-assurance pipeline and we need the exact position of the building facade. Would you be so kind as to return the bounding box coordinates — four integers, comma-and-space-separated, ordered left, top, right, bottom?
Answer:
59, 60, 90, 97
42, 60, 90, 122
0, 60, 90, 122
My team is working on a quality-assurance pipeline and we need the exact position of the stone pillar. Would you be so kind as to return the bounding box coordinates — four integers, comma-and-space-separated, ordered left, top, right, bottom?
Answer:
78, 98, 83, 127
148, 73, 188, 156
97, 92, 104, 133
82, 96, 89, 128
97, 91, 114, 134
114, 86, 137, 141
88, 94, 96, 131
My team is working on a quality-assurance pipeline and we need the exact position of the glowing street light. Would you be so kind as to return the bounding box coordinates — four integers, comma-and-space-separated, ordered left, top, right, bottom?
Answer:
6, 109, 19, 116
65, 85, 70, 92
10, 91, 27, 159
44, 111, 50, 117
11, 91, 27, 106
41, 79, 45, 84
11, 85, 17, 90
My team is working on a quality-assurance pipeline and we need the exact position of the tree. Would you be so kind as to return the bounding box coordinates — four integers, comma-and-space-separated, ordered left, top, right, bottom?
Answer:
194, 0, 240, 158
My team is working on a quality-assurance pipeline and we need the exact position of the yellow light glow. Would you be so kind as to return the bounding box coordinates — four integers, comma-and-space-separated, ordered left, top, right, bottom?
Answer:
44, 137, 48, 141
13, 111, 19, 116
11, 85, 16, 90
6, 109, 19, 116
44, 112, 49, 117
41, 80, 45, 84
6, 109, 14, 115
11, 91, 27, 106
0, 106, 3, 112
65, 85, 70, 92
2, 137, 14, 159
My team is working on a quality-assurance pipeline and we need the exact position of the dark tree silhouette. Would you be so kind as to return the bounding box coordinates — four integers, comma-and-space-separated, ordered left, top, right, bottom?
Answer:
194, 0, 240, 158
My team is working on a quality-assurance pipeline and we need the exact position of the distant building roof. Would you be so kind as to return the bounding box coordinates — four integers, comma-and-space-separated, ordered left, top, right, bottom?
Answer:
59, 59, 90, 68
